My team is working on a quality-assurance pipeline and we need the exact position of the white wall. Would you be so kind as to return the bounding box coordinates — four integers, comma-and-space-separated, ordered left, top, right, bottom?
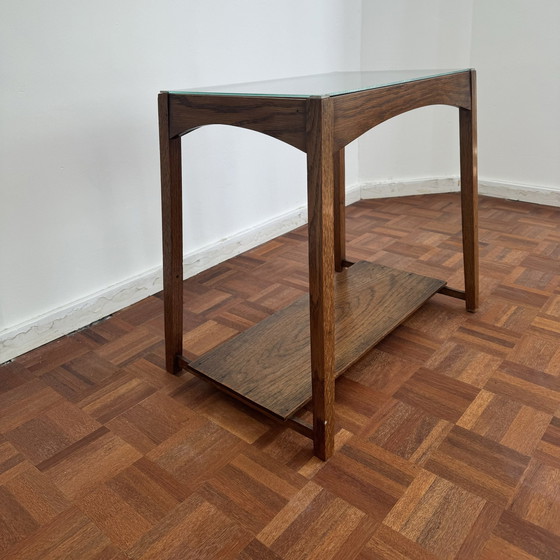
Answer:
359, 0, 474, 183
0, 0, 361, 360
470, 0, 560, 189
358, 0, 560, 196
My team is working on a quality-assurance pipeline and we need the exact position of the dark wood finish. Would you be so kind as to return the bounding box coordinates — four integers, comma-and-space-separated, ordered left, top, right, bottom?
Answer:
334, 149, 346, 272
459, 70, 479, 312
189, 261, 445, 420
159, 71, 479, 459
3, 194, 560, 559
158, 93, 183, 374
168, 94, 307, 150
438, 286, 467, 300
332, 71, 471, 151
305, 96, 336, 459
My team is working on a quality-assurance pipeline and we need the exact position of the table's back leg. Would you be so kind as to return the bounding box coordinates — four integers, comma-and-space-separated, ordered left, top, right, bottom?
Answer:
159, 93, 184, 374
334, 148, 346, 272
459, 70, 479, 313
306, 97, 336, 460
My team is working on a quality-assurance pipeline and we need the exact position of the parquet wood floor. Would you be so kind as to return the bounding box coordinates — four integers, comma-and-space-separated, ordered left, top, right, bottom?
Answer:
1, 193, 559, 559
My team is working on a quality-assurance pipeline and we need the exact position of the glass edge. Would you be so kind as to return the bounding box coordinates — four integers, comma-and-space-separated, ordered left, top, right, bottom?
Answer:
164, 68, 472, 97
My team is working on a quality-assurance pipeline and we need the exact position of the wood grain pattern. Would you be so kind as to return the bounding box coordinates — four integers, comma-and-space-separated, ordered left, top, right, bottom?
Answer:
459, 69, 479, 312
1, 193, 559, 558
168, 94, 307, 150
332, 71, 471, 150
189, 262, 445, 420
158, 92, 183, 374
305, 95, 337, 460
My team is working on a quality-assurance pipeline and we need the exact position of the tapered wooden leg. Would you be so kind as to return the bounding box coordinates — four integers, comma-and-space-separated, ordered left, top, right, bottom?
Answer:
159, 93, 183, 373
334, 149, 346, 272
459, 70, 479, 313
306, 97, 336, 460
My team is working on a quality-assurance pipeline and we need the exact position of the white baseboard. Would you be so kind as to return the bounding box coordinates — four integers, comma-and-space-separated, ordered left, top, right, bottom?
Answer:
479, 179, 560, 207
1, 178, 557, 363
359, 176, 560, 208
360, 177, 460, 199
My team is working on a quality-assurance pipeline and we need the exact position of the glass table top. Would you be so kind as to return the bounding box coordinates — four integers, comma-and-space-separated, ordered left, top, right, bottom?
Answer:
168, 69, 468, 98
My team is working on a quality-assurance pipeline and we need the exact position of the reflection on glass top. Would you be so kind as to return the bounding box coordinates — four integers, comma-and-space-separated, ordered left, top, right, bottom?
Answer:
168, 70, 468, 98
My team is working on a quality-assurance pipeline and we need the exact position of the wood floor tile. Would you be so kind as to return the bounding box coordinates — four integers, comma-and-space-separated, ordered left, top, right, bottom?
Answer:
15, 334, 90, 376
366, 400, 452, 465
346, 349, 418, 396
509, 459, 560, 536
257, 482, 368, 560
535, 416, 560, 469
508, 333, 560, 374
81, 316, 135, 346
463, 392, 553, 458
375, 326, 440, 364
6, 400, 101, 465
196, 392, 273, 444
393, 367, 480, 422
492, 283, 550, 309
1, 194, 559, 558
0, 379, 63, 433
200, 448, 307, 533
0, 485, 41, 554
358, 524, 441, 560
0, 362, 34, 394
108, 457, 190, 523
479, 510, 560, 560
182, 319, 239, 358
146, 416, 245, 489
425, 425, 530, 506
79, 375, 157, 424
238, 539, 285, 560
0, 441, 31, 485
122, 356, 185, 392
383, 470, 502, 560
452, 319, 521, 358
252, 425, 314, 469
1, 507, 115, 560
128, 492, 252, 560
77, 482, 154, 549
425, 341, 502, 387
37, 428, 142, 500
105, 390, 193, 453
334, 378, 391, 435
113, 295, 164, 327
94, 327, 162, 367
313, 439, 419, 519
3, 467, 70, 526
484, 361, 560, 414
476, 300, 540, 334
40, 352, 120, 403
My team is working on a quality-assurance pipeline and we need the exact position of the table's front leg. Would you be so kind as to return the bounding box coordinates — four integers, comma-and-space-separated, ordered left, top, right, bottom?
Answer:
306, 97, 336, 460
159, 93, 184, 374
459, 70, 479, 312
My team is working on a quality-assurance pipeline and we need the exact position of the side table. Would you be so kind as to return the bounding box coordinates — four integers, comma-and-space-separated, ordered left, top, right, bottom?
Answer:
158, 70, 478, 459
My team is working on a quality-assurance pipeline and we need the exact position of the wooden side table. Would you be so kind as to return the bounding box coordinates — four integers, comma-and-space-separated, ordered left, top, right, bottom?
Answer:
158, 70, 478, 460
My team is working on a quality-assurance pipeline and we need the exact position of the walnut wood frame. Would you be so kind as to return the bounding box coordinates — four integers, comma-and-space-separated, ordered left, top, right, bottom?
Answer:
158, 70, 478, 460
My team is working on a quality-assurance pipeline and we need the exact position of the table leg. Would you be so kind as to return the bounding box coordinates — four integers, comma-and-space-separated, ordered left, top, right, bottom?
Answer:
306, 97, 336, 460
159, 93, 184, 373
459, 70, 479, 313
334, 149, 346, 272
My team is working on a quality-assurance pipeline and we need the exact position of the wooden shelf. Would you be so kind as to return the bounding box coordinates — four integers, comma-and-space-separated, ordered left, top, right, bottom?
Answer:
188, 261, 445, 420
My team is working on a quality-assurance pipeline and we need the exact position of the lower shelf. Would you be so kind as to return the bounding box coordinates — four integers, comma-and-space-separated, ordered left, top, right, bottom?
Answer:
188, 261, 445, 420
